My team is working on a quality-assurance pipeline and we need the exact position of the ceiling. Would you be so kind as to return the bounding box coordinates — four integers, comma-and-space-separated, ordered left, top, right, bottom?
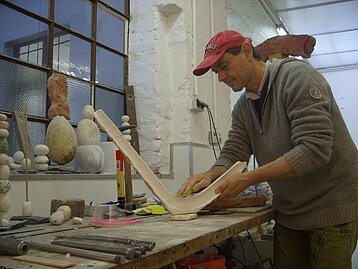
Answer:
264, 0, 358, 70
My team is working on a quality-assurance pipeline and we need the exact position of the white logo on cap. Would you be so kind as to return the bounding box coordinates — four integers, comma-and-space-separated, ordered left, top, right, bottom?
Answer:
206, 43, 217, 51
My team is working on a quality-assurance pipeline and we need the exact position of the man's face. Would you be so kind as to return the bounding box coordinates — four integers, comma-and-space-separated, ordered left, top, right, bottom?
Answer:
211, 51, 252, 92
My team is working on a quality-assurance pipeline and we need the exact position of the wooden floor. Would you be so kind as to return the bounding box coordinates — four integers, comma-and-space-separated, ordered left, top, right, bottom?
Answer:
0, 208, 275, 269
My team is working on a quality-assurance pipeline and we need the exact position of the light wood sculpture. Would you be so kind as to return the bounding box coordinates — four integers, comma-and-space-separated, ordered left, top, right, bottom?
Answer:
94, 109, 246, 220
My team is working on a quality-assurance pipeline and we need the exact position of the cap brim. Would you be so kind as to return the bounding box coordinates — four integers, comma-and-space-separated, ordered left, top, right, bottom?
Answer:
193, 51, 225, 76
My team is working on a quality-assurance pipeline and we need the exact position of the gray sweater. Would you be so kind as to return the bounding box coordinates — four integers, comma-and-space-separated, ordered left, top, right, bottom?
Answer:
215, 58, 358, 230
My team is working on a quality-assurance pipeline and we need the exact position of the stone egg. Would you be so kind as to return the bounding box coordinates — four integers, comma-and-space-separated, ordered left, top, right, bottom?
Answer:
0, 138, 8, 154
0, 153, 8, 165
0, 193, 10, 211
82, 105, 95, 120
0, 129, 9, 138
13, 151, 24, 164
21, 158, 32, 170
74, 145, 105, 173
0, 180, 11, 193
0, 165, 10, 180
76, 119, 100, 146
46, 116, 77, 165
0, 121, 9, 129
34, 144, 49, 155
0, 114, 7, 121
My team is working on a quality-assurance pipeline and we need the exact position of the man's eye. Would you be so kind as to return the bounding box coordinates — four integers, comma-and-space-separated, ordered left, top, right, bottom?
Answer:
222, 64, 228, 71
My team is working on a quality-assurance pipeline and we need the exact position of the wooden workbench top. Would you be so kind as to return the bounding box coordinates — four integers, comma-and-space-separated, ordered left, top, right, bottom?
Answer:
0, 208, 275, 269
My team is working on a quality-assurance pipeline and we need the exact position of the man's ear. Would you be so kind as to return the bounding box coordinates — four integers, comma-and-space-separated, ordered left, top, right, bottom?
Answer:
241, 40, 253, 56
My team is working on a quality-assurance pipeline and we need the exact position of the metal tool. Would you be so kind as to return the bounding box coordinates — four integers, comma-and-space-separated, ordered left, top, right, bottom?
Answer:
61, 235, 156, 251
56, 235, 147, 255
28, 241, 126, 264
51, 238, 138, 259
0, 236, 29, 255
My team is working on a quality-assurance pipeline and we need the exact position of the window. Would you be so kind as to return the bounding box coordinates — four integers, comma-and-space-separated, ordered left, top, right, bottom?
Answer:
0, 0, 129, 157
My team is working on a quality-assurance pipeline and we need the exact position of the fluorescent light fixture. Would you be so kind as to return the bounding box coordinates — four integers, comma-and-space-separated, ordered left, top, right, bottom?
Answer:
276, 27, 287, 36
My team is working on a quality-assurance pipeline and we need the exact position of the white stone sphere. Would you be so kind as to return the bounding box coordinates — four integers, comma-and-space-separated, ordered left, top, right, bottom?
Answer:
0, 121, 9, 129
0, 193, 10, 211
8, 156, 14, 164
0, 211, 8, 221
121, 115, 129, 122
0, 129, 9, 138
0, 180, 11, 193
13, 151, 25, 164
82, 105, 95, 120
50, 211, 65, 225
0, 153, 8, 165
74, 145, 105, 173
0, 114, 7, 121
34, 155, 49, 163
0, 218, 9, 227
21, 158, 32, 170
34, 144, 49, 155
0, 164, 10, 180
34, 163, 48, 171
57, 205, 71, 220
9, 163, 20, 170
76, 119, 100, 146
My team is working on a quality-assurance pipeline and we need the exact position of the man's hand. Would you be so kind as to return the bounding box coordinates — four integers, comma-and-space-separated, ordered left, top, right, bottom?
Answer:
177, 165, 227, 195
177, 173, 212, 195
214, 172, 252, 199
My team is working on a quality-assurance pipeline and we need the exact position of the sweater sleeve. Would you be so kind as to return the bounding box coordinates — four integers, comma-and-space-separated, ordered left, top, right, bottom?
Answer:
214, 97, 252, 169
281, 62, 334, 177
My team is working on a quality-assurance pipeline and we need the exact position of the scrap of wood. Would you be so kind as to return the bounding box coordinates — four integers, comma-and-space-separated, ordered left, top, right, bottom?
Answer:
94, 109, 247, 216
125, 86, 140, 153
256, 34, 316, 62
12, 111, 34, 160
13, 255, 75, 268
203, 195, 266, 211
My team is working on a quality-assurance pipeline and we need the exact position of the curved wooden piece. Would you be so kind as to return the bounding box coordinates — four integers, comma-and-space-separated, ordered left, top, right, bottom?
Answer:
255, 34, 316, 62
94, 109, 246, 215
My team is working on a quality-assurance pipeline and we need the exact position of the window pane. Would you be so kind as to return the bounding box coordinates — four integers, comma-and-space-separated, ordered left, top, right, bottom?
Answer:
101, 0, 126, 14
6, 119, 46, 157
54, 0, 92, 38
0, 5, 48, 67
67, 78, 91, 124
95, 87, 125, 126
97, 6, 125, 52
96, 46, 124, 89
0, 59, 48, 118
8, 0, 49, 18
53, 28, 91, 80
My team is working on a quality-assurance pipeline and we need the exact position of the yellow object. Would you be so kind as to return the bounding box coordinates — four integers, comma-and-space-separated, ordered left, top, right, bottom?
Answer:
134, 205, 167, 215
175, 189, 193, 198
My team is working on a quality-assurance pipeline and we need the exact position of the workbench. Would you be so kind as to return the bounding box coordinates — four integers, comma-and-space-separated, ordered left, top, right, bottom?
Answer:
0, 208, 275, 269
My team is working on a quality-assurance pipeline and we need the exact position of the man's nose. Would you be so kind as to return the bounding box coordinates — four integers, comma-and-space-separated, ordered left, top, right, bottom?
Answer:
218, 71, 226, 82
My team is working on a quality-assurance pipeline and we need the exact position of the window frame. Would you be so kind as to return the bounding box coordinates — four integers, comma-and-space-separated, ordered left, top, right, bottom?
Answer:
0, 0, 130, 157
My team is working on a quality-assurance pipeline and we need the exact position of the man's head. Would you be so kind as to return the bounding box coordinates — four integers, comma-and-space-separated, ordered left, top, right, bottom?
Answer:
193, 30, 263, 92
193, 30, 253, 76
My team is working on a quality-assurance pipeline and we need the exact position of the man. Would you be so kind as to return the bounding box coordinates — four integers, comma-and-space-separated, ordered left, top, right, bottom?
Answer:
177, 30, 358, 269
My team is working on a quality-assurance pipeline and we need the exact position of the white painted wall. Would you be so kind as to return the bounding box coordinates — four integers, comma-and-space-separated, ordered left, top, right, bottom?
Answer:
226, 0, 278, 110
128, 0, 229, 177
320, 68, 358, 146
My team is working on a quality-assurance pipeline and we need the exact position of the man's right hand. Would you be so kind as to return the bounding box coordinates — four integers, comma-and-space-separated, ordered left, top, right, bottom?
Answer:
177, 173, 212, 195
177, 166, 227, 195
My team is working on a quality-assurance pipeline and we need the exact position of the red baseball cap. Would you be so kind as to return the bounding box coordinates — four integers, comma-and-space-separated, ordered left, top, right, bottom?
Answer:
193, 30, 252, 76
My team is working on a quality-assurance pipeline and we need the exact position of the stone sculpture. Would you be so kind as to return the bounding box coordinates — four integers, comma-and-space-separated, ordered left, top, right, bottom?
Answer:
0, 114, 10, 226
46, 74, 77, 165
74, 105, 104, 173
